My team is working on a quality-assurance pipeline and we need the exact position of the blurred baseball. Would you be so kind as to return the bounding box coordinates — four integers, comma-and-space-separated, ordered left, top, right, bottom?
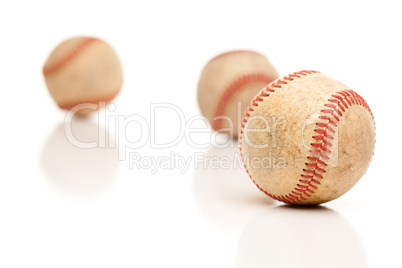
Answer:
43, 37, 123, 116
197, 50, 278, 137
239, 70, 375, 205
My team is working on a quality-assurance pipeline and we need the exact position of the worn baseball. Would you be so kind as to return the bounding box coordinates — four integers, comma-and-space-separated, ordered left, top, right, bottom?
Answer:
198, 51, 278, 137
239, 70, 375, 205
43, 37, 123, 116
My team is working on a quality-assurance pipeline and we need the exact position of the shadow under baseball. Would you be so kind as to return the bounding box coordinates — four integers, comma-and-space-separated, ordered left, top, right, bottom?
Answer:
193, 145, 275, 233
41, 119, 119, 198
235, 205, 368, 268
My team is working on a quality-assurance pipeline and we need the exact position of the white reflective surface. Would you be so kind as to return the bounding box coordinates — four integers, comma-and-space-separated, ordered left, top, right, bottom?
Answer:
0, 1, 400, 267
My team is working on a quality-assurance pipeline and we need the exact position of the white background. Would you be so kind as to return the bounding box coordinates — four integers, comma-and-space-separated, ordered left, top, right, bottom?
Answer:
0, 1, 401, 267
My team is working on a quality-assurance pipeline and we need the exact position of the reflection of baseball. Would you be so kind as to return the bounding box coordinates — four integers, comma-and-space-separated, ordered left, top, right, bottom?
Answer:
41, 121, 119, 197
236, 206, 368, 268
239, 70, 376, 205
193, 146, 273, 233
43, 37, 123, 116
197, 51, 278, 137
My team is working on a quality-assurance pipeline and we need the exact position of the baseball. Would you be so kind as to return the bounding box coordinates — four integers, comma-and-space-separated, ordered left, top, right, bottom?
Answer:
198, 50, 278, 137
43, 37, 123, 116
239, 70, 375, 205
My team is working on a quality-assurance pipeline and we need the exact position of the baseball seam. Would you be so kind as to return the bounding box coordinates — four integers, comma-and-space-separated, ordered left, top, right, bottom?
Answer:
43, 37, 98, 76
239, 70, 319, 201
212, 73, 274, 131
272, 89, 374, 204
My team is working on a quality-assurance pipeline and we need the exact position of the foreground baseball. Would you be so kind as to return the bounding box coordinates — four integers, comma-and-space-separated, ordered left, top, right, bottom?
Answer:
198, 50, 278, 137
239, 70, 375, 205
43, 37, 123, 116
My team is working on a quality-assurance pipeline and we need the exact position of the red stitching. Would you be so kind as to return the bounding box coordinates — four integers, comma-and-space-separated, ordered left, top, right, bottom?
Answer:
43, 38, 98, 76
238, 70, 318, 136
239, 71, 375, 204
213, 73, 274, 131
291, 89, 374, 204
238, 70, 319, 201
